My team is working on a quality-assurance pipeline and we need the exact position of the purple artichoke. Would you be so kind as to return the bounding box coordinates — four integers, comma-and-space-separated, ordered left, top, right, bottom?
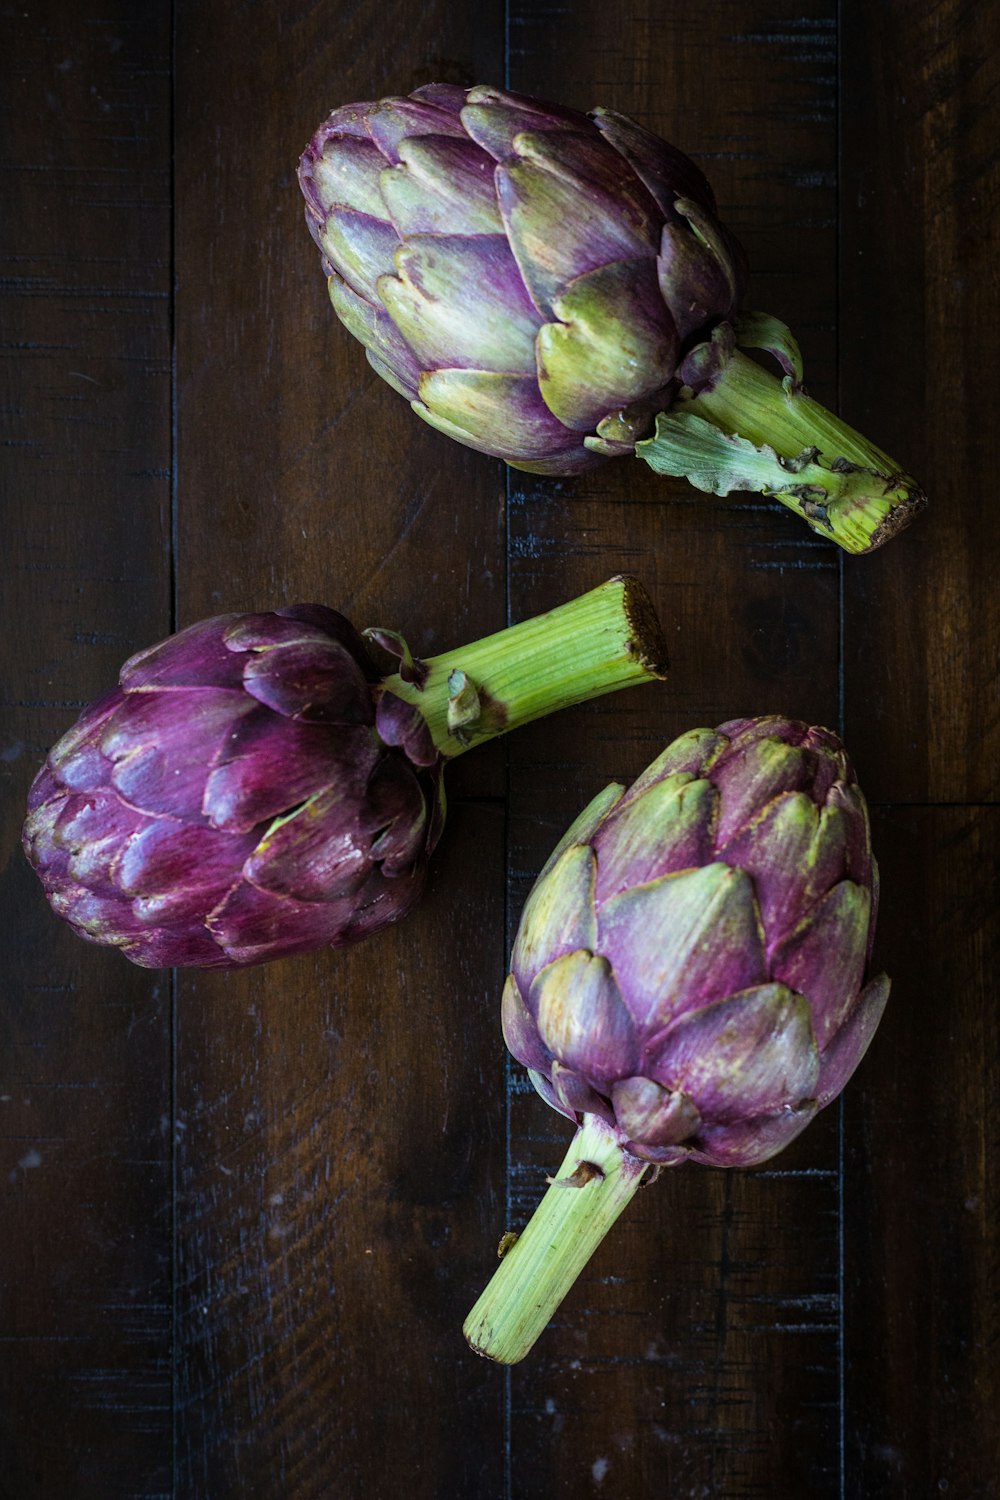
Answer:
299, 82, 743, 475
300, 84, 924, 554
23, 580, 667, 970
466, 715, 888, 1362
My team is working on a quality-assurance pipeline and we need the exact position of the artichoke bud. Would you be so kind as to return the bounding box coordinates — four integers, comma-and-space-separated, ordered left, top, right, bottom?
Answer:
299, 83, 744, 477
507, 715, 888, 1168
466, 716, 890, 1364
301, 84, 925, 551
24, 577, 668, 970
23, 606, 441, 970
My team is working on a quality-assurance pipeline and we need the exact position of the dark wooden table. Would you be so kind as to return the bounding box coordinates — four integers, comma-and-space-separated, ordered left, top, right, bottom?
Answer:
3, 3, 998, 1496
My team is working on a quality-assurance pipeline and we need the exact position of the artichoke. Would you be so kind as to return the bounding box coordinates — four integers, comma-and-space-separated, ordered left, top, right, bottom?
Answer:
23, 580, 666, 969
465, 715, 889, 1362
300, 84, 925, 555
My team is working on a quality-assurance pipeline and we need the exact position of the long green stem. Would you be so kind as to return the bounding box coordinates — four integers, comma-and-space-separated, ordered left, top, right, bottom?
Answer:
636, 341, 926, 554
464, 1113, 649, 1364
381, 576, 668, 759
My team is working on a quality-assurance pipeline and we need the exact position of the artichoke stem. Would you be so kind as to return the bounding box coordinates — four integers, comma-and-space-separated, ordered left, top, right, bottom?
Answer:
637, 345, 926, 554
464, 1113, 648, 1364
383, 576, 668, 759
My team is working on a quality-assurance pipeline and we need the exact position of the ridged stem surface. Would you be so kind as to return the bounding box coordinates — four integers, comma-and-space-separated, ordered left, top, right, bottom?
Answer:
383, 576, 668, 758
464, 1113, 648, 1364
639, 346, 926, 553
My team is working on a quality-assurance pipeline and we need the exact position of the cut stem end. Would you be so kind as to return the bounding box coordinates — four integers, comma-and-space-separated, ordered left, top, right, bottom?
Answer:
381, 576, 668, 759
636, 338, 926, 554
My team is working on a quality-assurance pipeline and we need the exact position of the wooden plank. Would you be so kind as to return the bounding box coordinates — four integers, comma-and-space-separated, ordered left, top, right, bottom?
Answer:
4, 0, 995, 1491
174, 805, 507, 1497
840, 5, 1000, 1485
841, 0, 1000, 801
0, 2, 173, 1494
500, 4, 848, 1493
171, 7, 509, 1492
844, 805, 1000, 1494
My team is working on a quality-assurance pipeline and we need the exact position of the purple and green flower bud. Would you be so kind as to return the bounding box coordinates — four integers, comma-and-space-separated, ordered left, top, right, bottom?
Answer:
466, 716, 888, 1363
300, 84, 925, 554
23, 580, 667, 970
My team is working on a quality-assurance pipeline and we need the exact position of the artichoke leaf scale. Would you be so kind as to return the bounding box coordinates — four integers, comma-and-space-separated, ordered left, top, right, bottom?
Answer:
537, 257, 679, 431
814, 973, 891, 1106
367, 350, 420, 402
598, 861, 766, 1031
526, 1068, 579, 1124
240, 636, 375, 723
416, 368, 581, 460
202, 717, 360, 836
770, 878, 871, 1048
122, 617, 244, 690
536, 781, 625, 883
710, 735, 814, 846
716, 789, 845, 943
529, 949, 640, 1083
510, 129, 663, 235
459, 86, 587, 162
119, 820, 259, 921
364, 96, 468, 162
206, 878, 366, 967
409, 396, 511, 460
310, 135, 388, 220
378, 233, 539, 375
645, 982, 820, 1123
616, 728, 728, 803
323, 206, 401, 303
495, 152, 660, 322
688, 1103, 819, 1168
243, 782, 382, 903
657, 220, 736, 341
502, 973, 551, 1075
328, 276, 423, 398
58, 790, 145, 889
105, 691, 255, 821
381, 136, 503, 236
511, 842, 597, 994
592, 772, 714, 900
611, 1075, 702, 1149
591, 107, 718, 220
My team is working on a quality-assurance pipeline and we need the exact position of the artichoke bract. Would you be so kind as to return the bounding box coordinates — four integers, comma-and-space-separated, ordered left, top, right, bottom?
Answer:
300, 84, 925, 555
465, 716, 889, 1363
23, 580, 667, 969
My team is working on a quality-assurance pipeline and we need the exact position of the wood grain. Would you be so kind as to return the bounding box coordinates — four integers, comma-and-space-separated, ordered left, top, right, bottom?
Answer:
503, 4, 847, 1493
171, 3, 509, 1493
841, 0, 1000, 802
174, 807, 507, 1497
0, 4, 173, 1495
844, 806, 1000, 1496
2, 0, 998, 1496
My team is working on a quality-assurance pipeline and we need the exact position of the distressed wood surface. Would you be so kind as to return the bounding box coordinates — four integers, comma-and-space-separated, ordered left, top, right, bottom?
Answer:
503, 6, 846, 1494
1, 5, 173, 1496
1, 2, 997, 1497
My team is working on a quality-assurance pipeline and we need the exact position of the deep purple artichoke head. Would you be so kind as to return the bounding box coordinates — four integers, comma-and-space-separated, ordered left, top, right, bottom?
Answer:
23, 606, 444, 969
502, 717, 889, 1168
298, 83, 746, 475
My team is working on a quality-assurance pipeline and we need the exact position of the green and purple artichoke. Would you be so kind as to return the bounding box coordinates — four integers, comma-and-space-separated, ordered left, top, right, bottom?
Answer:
299, 82, 744, 476
300, 84, 925, 554
466, 715, 888, 1362
23, 581, 667, 970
